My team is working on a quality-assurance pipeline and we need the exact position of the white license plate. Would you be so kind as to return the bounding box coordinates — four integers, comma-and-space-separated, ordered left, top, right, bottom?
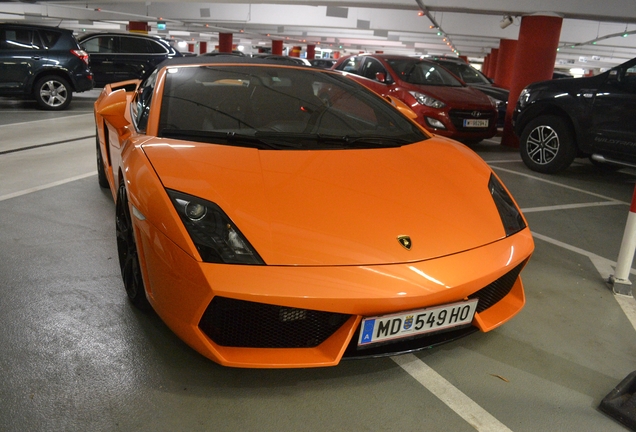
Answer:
358, 299, 478, 346
463, 119, 489, 127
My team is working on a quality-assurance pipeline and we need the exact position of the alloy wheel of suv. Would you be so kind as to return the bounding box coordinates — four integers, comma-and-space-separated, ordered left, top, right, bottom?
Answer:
519, 115, 577, 174
34, 75, 72, 110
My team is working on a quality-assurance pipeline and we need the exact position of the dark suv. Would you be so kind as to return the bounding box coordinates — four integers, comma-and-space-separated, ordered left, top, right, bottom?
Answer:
0, 23, 94, 110
78, 32, 181, 87
514, 57, 636, 173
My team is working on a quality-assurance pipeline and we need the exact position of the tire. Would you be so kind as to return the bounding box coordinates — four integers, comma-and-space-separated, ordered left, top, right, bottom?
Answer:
96, 132, 110, 188
34, 75, 72, 110
519, 115, 576, 174
116, 182, 150, 310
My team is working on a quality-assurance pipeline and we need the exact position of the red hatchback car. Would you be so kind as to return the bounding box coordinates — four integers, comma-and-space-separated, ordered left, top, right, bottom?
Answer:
333, 54, 498, 143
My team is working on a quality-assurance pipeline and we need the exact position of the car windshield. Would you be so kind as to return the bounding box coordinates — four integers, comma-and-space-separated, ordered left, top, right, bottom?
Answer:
436, 61, 490, 85
386, 59, 463, 87
157, 65, 427, 149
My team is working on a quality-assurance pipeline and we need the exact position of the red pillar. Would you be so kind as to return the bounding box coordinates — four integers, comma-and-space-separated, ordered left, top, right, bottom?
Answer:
458, 55, 468, 63
289, 46, 301, 57
333, 51, 340, 59
494, 39, 517, 90
483, 55, 490, 77
487, 48, 499, 79
307, 44, 316, 60
199, 41, 207, 55
219, 33, 233, 53
272, 40, 283, 55
501, 15, 563, 147
188, 43, 194, 53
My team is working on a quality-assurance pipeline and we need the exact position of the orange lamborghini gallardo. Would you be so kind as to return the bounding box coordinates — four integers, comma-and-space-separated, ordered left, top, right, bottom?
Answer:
94, 56, 533, 368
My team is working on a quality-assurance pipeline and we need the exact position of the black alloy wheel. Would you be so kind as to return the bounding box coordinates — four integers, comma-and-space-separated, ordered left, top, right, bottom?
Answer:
34, 75, 72, 110
519, 115, 576, 174
96, 131, 109, 188
116, 182, 150, 309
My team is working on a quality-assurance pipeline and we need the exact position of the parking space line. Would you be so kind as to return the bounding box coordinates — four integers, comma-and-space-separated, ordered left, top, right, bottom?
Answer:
0, 172, 96, 202
532, 232, 636, 333
521, 201, 626, 213
0, 113, 93, 128
392, 354, 513, 432
491, 166, 630, 204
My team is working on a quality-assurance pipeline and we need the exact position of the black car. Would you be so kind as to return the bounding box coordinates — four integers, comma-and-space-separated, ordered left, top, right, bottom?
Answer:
78, 32, 181, 87
513, 57, 636, 173
428, 57, 509, 127
309, 58, 337, 69
0, 23, 94, 110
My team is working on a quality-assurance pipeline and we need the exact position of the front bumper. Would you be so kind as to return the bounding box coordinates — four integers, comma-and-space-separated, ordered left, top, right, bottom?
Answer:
134, 215, 533, 368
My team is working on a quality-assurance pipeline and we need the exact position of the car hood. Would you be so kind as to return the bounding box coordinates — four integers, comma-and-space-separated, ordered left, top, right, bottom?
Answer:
406, 84, 494, 108
468, 84, 509, 102
142, 137, 507, 266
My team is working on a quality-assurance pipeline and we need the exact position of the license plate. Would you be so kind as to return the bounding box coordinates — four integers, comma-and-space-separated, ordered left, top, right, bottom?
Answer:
463, 119, 489, 127
358, 299, 478, 346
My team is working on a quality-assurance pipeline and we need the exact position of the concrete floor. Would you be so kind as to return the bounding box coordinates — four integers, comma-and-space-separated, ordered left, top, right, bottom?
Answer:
1, 91, 636, 431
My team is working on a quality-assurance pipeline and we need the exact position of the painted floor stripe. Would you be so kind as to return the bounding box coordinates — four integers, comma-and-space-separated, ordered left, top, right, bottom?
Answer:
491, 165, 630, 204
521, 201, 626, 213
0, 172, 96, 202
0, 113, 93, 128
392, 354, 513, 432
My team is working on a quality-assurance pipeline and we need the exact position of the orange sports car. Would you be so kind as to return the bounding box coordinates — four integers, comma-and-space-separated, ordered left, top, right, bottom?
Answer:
94, 57, 533, 368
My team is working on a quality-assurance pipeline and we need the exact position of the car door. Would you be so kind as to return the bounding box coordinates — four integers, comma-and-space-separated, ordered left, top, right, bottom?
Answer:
0, 27, 42, 93
589, 59, 636, 160
115, 36, 170, 83
80, 35, 117, 87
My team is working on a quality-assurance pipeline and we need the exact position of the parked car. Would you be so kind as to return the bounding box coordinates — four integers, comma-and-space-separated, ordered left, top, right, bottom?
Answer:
333, 54, 498, 143
78, 32, 181, 87
309, 58, 337, 69
514, 57, 636, 173
0, 23, 93, 110
427, 56, 508, 127
94, 56, 532, 367
251, 53, 311, 66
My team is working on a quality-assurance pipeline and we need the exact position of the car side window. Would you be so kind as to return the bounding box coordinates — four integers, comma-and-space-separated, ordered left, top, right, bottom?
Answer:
336, 57, 363, 74
1, 29, 38, 50
38, 30, 61, 49
120, 37, 156, 54
132, 69, 158, 132
146, 40, 169, 54
361, 57, 389, 82
82, 36, 116, 53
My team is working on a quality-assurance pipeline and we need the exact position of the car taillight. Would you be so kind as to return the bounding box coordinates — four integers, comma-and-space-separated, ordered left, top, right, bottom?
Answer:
71, 49, 90, 66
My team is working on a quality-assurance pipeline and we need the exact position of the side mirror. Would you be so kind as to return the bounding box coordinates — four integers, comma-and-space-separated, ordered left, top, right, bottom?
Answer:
608, 69, 621, 83
375, 71, 388, 83
95, 88, 130, 130
384, 95, 418, 120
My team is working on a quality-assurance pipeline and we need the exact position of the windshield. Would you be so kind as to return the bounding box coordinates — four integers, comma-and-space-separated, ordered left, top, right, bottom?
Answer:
435, 61, 490, 85
157, 65, 426, 149
386, 59, 464, 87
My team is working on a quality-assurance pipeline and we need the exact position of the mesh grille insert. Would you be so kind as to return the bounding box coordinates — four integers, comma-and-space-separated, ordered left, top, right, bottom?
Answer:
469, 260, 526, 312
199, 296, 351, 348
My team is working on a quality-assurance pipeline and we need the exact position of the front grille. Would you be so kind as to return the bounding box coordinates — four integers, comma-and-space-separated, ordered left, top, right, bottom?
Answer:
469, 260, 526, 312
199, 296, 351, 348
448, 109, 496, 131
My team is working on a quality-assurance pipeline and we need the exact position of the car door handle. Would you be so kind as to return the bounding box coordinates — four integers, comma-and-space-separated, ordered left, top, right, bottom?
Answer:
583, 93, 594, 98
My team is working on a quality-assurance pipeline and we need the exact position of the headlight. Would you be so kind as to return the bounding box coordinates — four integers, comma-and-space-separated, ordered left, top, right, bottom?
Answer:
167, 189, 264, 265
487, 95, 502, 108
488, 174, 526, 236
518, 88, 531, 108
408, 91, 445, 108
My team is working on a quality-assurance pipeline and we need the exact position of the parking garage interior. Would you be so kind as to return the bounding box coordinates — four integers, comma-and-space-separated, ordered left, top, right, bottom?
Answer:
3, 1, 636, 431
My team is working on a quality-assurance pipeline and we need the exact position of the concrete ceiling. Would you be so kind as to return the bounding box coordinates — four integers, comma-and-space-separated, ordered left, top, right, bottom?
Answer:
3, 0, 636, 72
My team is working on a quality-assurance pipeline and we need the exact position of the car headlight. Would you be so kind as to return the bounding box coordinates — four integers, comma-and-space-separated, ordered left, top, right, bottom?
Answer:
167, 189, 264, 265
487, 95, 502, 108
518, 88, 531, 108
488, 174, 526, 236
408, 91, 445, 108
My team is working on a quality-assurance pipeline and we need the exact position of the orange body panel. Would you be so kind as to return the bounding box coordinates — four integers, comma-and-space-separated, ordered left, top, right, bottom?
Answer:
94, 62, 534, 368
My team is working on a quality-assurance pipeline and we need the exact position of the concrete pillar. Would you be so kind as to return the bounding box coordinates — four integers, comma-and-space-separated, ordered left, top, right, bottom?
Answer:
272, 40, 283, 55
199, 41, 207, 55
501, 14, 563, 147
487, 48, 499, 79
219, 33, 233, 53
307, 45, 316, 60
494, 39, 518, 90
483, 55, 491, 77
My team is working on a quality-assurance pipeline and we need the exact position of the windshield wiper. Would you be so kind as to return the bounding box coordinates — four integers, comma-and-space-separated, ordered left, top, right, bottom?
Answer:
159, 129, 301, 149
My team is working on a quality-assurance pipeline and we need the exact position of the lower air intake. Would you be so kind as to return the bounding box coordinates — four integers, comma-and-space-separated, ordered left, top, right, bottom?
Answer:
199, 296, 351, 348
